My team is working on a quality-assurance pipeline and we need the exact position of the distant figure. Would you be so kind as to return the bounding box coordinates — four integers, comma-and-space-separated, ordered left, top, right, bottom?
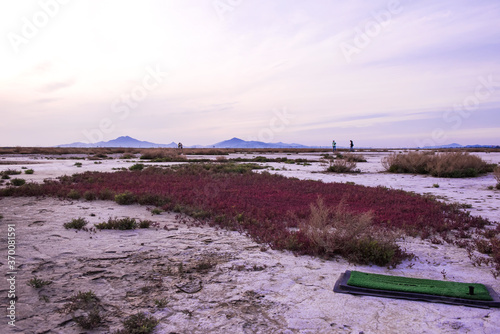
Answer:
178, 142, 183, 151
332, 140, 336, 153
350, 140, 354, 152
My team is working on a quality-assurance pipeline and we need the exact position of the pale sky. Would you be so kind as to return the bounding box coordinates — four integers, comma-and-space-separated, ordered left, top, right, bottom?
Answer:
1, 0, 499, 147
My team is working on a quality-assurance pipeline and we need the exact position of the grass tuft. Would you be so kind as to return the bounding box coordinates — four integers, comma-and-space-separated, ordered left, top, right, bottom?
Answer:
64, 217, 88, 230
95, 217, 138, 230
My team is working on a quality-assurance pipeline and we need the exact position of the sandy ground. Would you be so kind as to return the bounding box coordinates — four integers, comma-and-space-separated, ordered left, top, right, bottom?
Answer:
0, 151, 499, 333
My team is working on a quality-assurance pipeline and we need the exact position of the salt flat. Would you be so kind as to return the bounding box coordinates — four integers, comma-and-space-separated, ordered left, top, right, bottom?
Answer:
0, 150, 499, 333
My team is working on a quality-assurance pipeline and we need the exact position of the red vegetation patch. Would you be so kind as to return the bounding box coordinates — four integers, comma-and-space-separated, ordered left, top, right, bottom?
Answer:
1, 165, 493, 267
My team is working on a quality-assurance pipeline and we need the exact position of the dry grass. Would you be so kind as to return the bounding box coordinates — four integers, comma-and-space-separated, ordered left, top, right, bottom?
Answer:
382, 151, 492, 177
326, 159, 359, 173
300, 198, 404, 266
494, 166, 500, 189
344, 153, 367, 162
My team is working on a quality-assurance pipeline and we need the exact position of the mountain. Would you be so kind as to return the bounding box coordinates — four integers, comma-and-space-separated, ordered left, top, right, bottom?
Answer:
212, 137, 310, 148
57, 136, 177, 148
422, 143, 500, 149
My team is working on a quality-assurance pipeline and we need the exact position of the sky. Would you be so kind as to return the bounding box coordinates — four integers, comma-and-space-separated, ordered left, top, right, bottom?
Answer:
1, 0, 499, 148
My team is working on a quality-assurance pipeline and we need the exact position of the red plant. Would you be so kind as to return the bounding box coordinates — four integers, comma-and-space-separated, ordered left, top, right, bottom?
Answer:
1, 165, 494, 267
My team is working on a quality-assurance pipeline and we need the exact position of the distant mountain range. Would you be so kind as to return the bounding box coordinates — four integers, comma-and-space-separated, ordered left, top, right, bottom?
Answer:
57, 136, 499, 149
58, 136, 178, 148
212, 137, 309, 149
57, 136, 312, 149
422, 143, 500, 149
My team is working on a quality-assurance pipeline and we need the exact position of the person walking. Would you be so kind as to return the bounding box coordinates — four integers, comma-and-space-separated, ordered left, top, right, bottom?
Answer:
332, 140, 336, 153
350, 140, 354, 152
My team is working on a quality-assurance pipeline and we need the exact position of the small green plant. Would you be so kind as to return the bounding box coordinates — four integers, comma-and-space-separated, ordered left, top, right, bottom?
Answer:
129, 163, 145, 171
1, 174, 10, 179
139, 219, 153, 228
73, 290, 98, 304
10, 178, 26, 186
433, 184, 440, 188
67, 189, 81, 199
2, 169, 21, 175
154, 298, 168, 308
121, 312, 158, 334
95, 217, 138, 230
73, 308, 103, 330
115, 191, 136, 205
21, 166, 27, 169
151, 208, 162, 215
83, 191, 96, 201
74, 162, 83, 167
27, 277, 52, 288
64, 218, 88, 230
24, 169, 34, 174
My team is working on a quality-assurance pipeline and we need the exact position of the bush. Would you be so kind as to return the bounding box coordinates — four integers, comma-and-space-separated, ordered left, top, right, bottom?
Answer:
64, 218, 88, 230
121, 312, 158, 334
2, 169, 21, 175
95, 217, 138, 230
382, 151, 491, 177
74, 308, 102, 330
1, 174, 10, 180
10, 178, 26, 186
129, 163, 145, 171
24, 169, 34, 174
139, 219, 153, 228
382, 151, 432, 174
300, 198, 404, 266
27, 277, 52, 288
67, 189, 81, 199
326, 159, 359, 173
494, 166, 500, 189
115, 191, 136, 205
83, 191, 97, 201
344, 153, 367, 163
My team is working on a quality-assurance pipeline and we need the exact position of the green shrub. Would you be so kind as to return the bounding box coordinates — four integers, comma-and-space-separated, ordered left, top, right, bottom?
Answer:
115, 191, 136, 205
1, 174, 10, 179
121, 312, 158, 334
11, 178, 26, 186
129, 163, 145, 171
83, 191, 97, 201
27, 277, 52, 288
98, 188, 115, 200
73, 308, 102, 330
24, 169, 34, 174
139, 219, 153, 228
67, 189, 81, 199
95, 217, 138, 230
64, 218, 88, 230
2, 169, 21, 175
74, 162, 83, 167
151, 208, 162, 215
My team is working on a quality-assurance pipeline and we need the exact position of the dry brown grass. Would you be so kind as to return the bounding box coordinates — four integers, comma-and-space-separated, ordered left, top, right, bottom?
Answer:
343, 153, 367, 162
383, 151, 492, 177
494, 166, 500, 189
326, 159, 359, 173
300, 198, 403, 266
